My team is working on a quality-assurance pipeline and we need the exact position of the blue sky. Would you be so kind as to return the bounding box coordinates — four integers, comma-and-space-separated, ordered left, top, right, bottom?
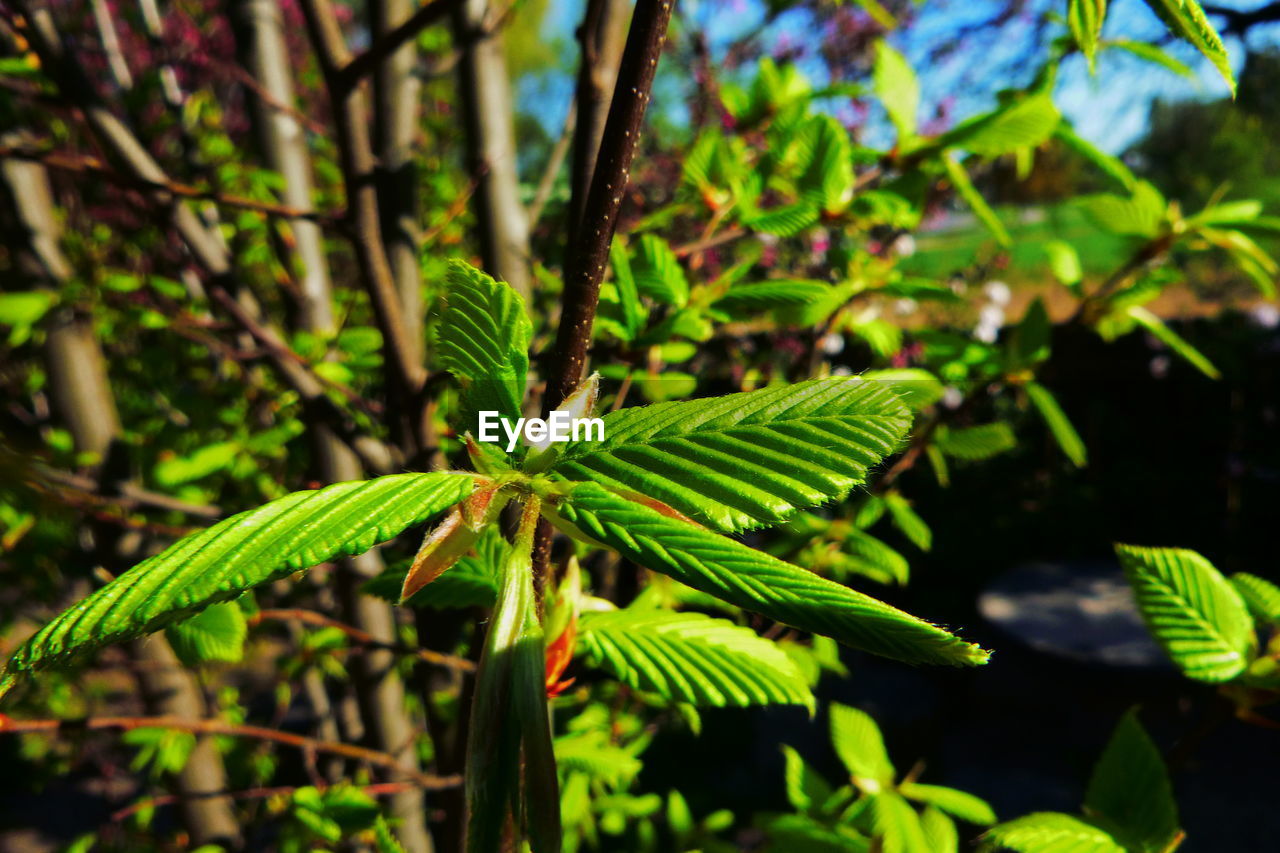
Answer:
527, 0, 1259, 155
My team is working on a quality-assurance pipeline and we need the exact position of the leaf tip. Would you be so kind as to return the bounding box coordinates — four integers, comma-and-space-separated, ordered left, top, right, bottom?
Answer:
958, 642, 993, 667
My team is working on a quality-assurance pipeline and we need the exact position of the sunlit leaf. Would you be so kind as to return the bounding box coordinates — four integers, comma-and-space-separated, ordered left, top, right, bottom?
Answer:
1116, 544, 1254, 682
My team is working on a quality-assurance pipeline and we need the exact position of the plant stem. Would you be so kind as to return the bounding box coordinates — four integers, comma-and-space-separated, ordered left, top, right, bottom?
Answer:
533, 0, 675, 591
548, 0, 675, 408
0, 715, 462, 789
249, 609, 477, 672
567, 0, 630, 248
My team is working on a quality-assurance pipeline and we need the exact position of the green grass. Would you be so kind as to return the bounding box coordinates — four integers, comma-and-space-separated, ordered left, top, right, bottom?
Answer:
900, 204, 1136, 284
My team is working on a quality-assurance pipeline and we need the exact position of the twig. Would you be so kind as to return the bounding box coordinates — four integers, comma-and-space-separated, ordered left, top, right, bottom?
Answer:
339, 0, 458, 88
875, 390, 981, 493
1071, 235, 1173, 324
673, 226, 746, 258
207, 286, 383, 418
535, 0, 674, 593
249, 608, 477, 672
109, 780, 435, 823
421, 168, 484, 248
548, 0, 675, 407
35, 467, 223, 519
528, 99, 577, 229
0, 144, 340, 223
0, 714, 456, 789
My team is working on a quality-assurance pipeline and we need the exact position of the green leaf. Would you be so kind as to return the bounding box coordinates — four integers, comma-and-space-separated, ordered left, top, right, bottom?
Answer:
546, 483, 989, 667
1084, 711, 1179, 851
555, 731, 642, 788
782, 744, 835, 813
1054, 123, 1136, 191
860, 369, 946, 411
1126, 305, 1220, 379
938, 95, 1061, 157
854, 0, 897, 29
981, 812, 1127, 852
743, 202, 821, 237
631, 234, 690, 307
1, 473, 475, 696
1044, 240, 1084, 291
1188, 199, 1264, 228
1026, 382, 1088, 467
837, 527, 911, 586
900, 782, 996, 825
796, 116, 854, 213
153, 441, 240, 488
164, 601, 247, 666
373, 816, 408, 853
1007, 298, 1051, 368
1069, 0, 1107, 71
865, 791, 930, 853
436, 260, 532, 430
712, 280, 835, 316
1078, 181, 1166, 238
882, 492, 931, 551
1115, 544, 1254, 682
1142, 0, 1234, 95
1230, 573, 1280, 625
577, 609, 814, 710
830, 703, 895, 787
609, 239, 645, 339
1101, 39, 1194, 78
465, 502, 560, 853
920, 806, 959, 853
934, 423, 1016, 461
0, 291, 57, 339
550, 378, 911, 533
940, 154, 1010, 247
764, 814, 872, 853
1195, 226, 1278, 298
874, 40, 919, 140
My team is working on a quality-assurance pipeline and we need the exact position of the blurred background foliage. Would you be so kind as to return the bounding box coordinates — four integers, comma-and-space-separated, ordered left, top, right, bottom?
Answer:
0, 0, 1278, 851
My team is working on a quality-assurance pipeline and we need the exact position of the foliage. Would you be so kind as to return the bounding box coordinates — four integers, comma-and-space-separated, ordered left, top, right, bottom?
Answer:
0, 0, 1269, 851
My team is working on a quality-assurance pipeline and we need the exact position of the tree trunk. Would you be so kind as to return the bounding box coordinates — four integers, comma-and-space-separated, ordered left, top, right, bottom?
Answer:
228, 0, 350, 777
0, 149, 242, 849
229, 7, 434, 846
453, 0, 532, 299
229, 0, 336, 334
372, 0, 426, 349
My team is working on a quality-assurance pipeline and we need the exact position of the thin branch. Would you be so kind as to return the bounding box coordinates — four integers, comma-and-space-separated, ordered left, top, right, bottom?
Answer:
207, 287, 398, 475
673, 226, 746, 258
534, 0, 674, 594
0, 144, 339, 223
206, 286, 382, 418
249, 608, 477, 672
110, 781, 432, 824
340, 0, 458, 89
1203, 2, 1280, 35
34, 467, 223, 519
0, 714, 457, 789
548, 0, 675, 407
300, 0, 429, 447
421, 168, 483, 248
527, 98, 577, 229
